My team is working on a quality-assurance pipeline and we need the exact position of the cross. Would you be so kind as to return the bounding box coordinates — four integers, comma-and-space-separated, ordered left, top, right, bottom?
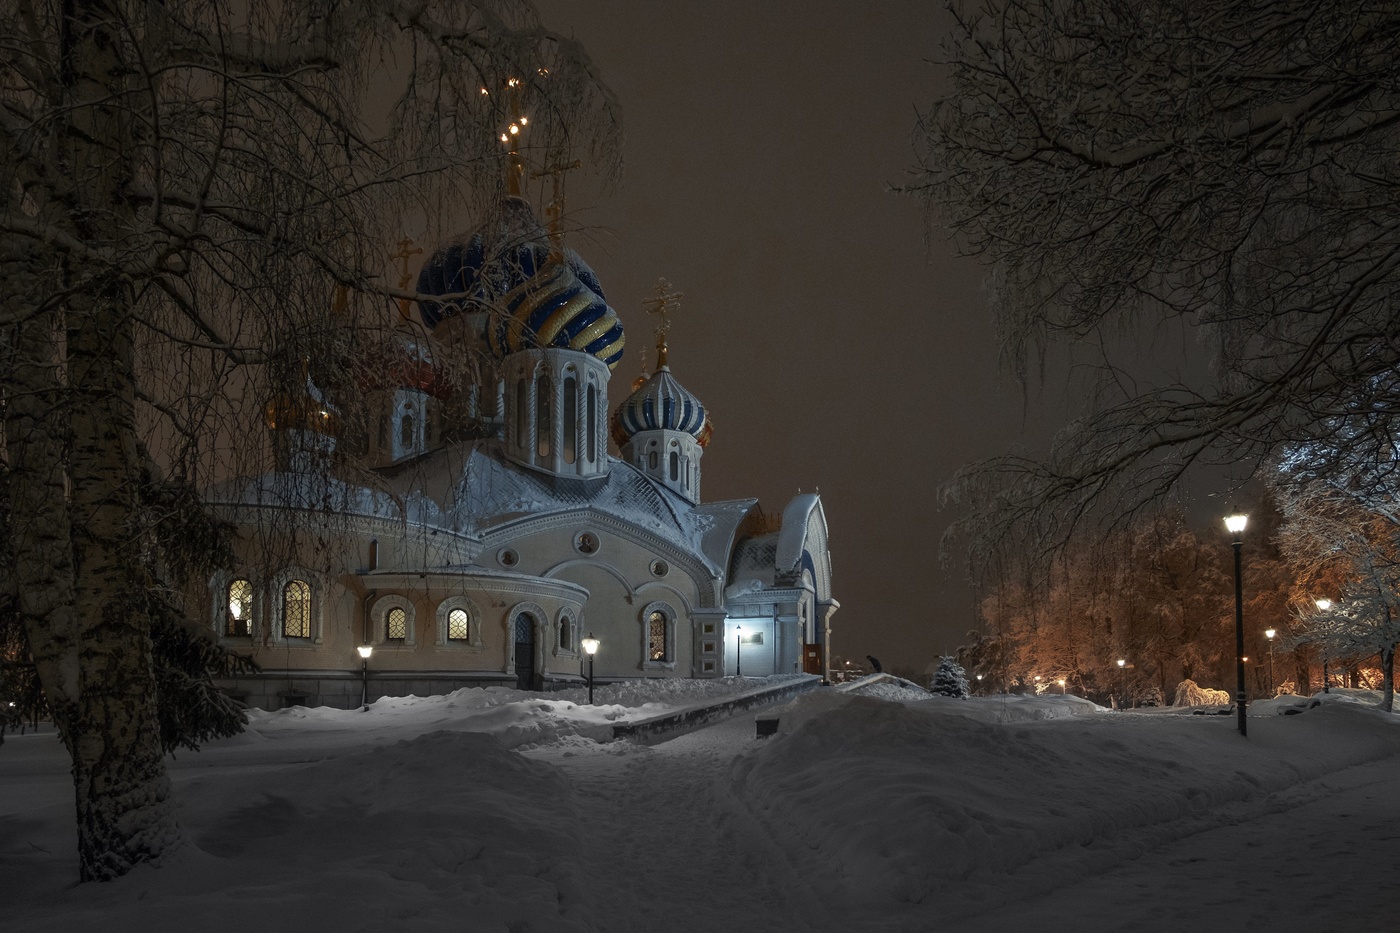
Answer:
642, 278, 684, 369
390, 237, 423, 320
532, 159, 583, 256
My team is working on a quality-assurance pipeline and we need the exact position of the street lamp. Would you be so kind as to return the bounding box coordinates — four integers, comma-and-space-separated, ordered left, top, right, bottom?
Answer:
581, 633, 600, 704
357, 644, 373, 711
1058, 678, 1067, 696
735, 625, 742, 678
1116, 658, 1126, 710
1225, 512, 1249, 737
1316, 599, 1332, 692
1264, 629, 1277, 696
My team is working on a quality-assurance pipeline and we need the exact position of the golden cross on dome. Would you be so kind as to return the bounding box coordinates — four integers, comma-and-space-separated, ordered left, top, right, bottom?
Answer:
390, 236, 423, 320
532, 159, 583, 259
643, 278, 684, 369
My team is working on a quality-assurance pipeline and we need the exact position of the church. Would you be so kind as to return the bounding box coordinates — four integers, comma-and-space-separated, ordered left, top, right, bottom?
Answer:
203, 183, 838, 710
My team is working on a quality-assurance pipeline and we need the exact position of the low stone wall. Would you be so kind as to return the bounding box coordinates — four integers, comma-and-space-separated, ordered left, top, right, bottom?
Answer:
612, 675, 821, 745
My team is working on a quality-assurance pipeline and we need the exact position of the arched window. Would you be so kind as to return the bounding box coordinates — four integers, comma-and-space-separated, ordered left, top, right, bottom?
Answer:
648, 450, 658, 470
226, 578, 253, 637
447, 608, 471, 641
386, 607, 407, 641
516, 378, 528, 449
559, 617, 572, 651
648, 610, 669, 661
283, 580, 311, 638
669, 450, 679, 481
587, 383, 598, 462
535, 372, 552, 458
400, 412, 415, 450
436, 597, 482, 648
563, 373, 577, 464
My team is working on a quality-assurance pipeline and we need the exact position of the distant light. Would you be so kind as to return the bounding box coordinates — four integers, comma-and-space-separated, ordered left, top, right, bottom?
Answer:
1117, 658, 1126, 668
976, 674, 983, 681
519, 116, 529, 125
480, 87, 489, 95
1034, 675, 1041, 682
500, 133, 509, 143
1265, 628, 1277, 640
357, 645, 373, 659
509, 124, 520, 135
507, 77, 520, 87
537, 67, 549, 76
1224, 513, 1248, 535
1316, 598, 1332, 611
1057, 679, 1066, 687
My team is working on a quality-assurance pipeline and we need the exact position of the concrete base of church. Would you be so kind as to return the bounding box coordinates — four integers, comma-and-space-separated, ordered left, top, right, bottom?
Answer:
222, 670, 629, 711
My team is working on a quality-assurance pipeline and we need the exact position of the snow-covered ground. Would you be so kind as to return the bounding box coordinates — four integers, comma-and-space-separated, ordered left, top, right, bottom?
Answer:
4, 678, 1399, 932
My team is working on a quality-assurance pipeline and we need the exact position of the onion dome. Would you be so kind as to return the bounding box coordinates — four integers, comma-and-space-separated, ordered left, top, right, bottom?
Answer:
264, 373, 340, 436
613, 365, 712, 448
354, 333, 451, 399
415, 198, 625, 370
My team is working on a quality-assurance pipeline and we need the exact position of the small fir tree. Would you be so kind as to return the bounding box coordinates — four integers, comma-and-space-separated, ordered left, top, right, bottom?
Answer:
930, 657, 971, 698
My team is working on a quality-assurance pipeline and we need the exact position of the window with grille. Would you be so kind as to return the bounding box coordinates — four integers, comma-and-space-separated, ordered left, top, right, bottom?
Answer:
448, 608, 471, 641
387, 607, 407, 641
648, 610, 669, 662
227, 579, 252, 636
283, 580, 311, 638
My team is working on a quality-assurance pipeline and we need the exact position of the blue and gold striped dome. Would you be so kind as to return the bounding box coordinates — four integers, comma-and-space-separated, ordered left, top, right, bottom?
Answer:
416, 198, 625, 370
613, 366, 712, 448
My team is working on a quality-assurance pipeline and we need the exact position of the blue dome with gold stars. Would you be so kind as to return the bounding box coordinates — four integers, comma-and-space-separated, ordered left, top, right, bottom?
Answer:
416, 198, 625, 370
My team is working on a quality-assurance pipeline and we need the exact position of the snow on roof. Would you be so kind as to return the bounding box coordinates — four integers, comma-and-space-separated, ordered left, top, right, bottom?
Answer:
446, 447, 718, 559
204, 471, 443, 525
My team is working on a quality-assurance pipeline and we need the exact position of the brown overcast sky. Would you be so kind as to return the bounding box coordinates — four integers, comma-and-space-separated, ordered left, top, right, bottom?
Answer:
509, 0, 1073, 673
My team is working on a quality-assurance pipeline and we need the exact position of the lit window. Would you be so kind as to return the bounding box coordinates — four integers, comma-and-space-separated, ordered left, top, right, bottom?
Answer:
649, 610, 668, 661
535, 373, 551, 458
227, 578, 252, 636
563, 374, 577, 464
448, 608, 471, 641
283, 580, 311, 638
387, 607, 407, 641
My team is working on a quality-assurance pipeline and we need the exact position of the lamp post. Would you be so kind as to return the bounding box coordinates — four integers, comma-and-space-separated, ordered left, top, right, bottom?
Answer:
1316, 599, 1332, 692
1225, 512, 1249, 737
581, 633, 599, 704
1116, 658, 1126, 709
735, 625, 742, 678
357, 644, 373, 711
1264, 629, 1276, 696
1058, 678, 1067, 696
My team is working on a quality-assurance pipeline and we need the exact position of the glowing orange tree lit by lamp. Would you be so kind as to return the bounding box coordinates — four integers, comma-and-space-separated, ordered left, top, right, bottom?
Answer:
1225, 513, 1249, 737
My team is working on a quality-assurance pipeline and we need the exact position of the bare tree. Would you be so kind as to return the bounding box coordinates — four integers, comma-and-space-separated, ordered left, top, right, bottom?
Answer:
0, 0, 616, 881
913, 0, 1400, 564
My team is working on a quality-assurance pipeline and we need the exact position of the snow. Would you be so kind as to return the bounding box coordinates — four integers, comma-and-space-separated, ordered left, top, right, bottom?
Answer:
5, 683, 1400, 931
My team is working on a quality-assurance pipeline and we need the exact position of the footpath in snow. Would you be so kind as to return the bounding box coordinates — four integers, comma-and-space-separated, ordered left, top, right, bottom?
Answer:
4, 678, 1400, 932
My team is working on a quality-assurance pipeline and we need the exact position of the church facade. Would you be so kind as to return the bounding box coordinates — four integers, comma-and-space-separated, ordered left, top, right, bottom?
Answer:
204, 198, 838, 710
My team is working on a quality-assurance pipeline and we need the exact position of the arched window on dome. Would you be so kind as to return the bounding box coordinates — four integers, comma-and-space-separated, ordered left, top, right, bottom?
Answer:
587, 383, 598, 463
563, 372, 577, 464
649, 449, 658, 470
670, 450, 679, 482
400, 410, 414, 451
516, 378, 528, 453
535, 372, 551, 458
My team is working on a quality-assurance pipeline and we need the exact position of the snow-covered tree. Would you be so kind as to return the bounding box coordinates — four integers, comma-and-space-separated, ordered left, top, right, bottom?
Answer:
915, 0, 1400, 562
930, 656, 971, 698
0, 0, 615, 881
1275, 477, 1400, 711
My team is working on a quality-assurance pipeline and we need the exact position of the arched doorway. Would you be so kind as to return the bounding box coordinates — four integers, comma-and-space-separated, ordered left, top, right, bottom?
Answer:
514, 612, 537, 691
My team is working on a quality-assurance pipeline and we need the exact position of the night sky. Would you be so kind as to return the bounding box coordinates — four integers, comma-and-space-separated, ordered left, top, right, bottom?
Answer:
513, 1, 1070, 672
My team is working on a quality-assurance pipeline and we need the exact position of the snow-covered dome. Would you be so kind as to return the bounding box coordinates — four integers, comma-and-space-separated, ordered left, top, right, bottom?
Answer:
415, 198, 625, 371
612, 364, 712, 448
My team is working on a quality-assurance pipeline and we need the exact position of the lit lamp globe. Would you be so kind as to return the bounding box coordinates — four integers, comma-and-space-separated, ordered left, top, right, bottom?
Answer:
581, 635, 600, 656
1225, 513, 1248, 536
1117, 658, 1126, 669
1265, 628, 1276, 640
357, 645, 373, 660
1315, 599, 1332, 611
